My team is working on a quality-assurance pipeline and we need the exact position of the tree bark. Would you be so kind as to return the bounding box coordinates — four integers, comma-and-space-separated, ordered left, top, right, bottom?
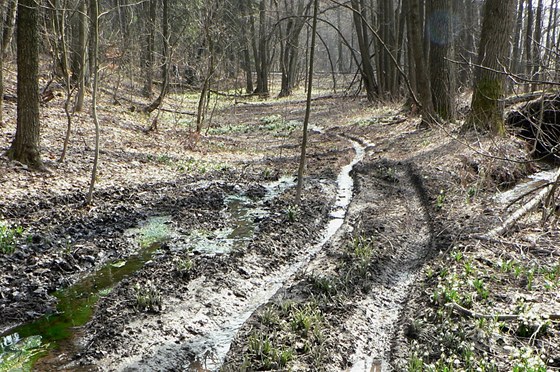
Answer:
466, 0, 516, 134
350, 0, 377, 101
377, 0, 397, 97
2, 0, 17, 55
296, 0, 318, 204
73, 0, 87, 111
142, 0, 156, 98
428, 0, 455, 120
7, 0, 42, 168
524, 0, 534, 90
531, 0, 543, 89
143, 0, 169, 113
407, 0, 435, 122
240, 0, 254, 94
86, 0, 100, 205
510, 0, 525, 76
254, 0, 269, 96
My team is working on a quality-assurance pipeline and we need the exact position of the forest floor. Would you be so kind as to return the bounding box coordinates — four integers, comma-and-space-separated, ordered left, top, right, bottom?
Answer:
0, 79, 559, 371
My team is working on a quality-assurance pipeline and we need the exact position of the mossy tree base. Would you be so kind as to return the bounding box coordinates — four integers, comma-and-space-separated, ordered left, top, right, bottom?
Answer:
467, 78, 506, 135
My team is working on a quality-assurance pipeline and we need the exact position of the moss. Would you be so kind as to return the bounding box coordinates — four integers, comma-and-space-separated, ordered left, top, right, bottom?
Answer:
467, 78, 506, 135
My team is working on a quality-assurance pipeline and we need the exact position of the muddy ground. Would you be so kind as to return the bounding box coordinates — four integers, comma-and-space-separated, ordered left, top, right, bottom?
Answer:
1, 83, 559, 371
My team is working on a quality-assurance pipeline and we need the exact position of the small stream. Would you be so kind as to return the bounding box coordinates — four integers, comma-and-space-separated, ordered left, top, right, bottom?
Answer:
0, 217, 173, 370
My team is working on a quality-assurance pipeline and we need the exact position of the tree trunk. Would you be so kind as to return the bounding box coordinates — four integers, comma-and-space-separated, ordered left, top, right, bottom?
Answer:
7, 0, 42, 168
296, 0, 318, 204
377, 0, 397, 97
428, 0, 455, 120
73, 0, 87, 111
142, 0, 156, 98
511, 0, 525, 76
279, 0, 311, 98
350, 0, 377, 101
2, 0, 17, 55
86, 0, 100, 205
467, 0, 516, 134
254, 0, 269, 96
407, 0, 435, 122
143, 0, 169, 113
531, 0, 543, 89
240, 0, 253, 94
524, 0, 534, 89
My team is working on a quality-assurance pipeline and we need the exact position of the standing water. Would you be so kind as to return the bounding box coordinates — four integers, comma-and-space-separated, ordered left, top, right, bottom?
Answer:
0, 216, 174, 370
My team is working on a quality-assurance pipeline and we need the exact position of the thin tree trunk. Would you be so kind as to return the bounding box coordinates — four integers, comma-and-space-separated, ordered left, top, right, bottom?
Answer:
511, 0, 525, 76
255, 0, 269, 96
143, 0, 169, 113
142, 0, 156, 97
86, 0, 100, 205
524, 0, 534, 90
531, 0, 543, 89
296, 0, 318, 204
240, 0, 253, 94
2, 0, 16, 54
75, 0, 87, 111
58, 0, 74, 162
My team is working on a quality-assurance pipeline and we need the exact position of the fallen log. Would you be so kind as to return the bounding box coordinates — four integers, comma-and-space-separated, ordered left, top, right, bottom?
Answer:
485, 167, 560, 238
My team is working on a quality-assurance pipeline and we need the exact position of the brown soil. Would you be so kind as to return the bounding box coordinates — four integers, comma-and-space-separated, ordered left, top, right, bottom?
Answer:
1, 80, 559, 371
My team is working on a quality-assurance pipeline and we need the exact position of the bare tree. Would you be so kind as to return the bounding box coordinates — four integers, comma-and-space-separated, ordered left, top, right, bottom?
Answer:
296, 0, 318, 204
86, 0, 100, 205
143, 0, 170, 114
142, 0, 156, 98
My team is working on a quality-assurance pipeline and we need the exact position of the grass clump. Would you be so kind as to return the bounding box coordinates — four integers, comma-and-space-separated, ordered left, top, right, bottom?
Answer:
133, 281, 162, 313
238, 301, 327, 371
246, 332, 293, 370
0, 221, 24, 254
174, 256, 194, 279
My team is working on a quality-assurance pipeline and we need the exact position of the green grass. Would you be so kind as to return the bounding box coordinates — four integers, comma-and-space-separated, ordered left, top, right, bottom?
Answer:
0, 221, 23, 254
138, 217, 172, 248
133, 281, 162, 313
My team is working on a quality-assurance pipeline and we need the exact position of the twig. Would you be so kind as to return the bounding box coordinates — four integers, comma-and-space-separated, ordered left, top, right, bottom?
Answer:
447, 302, 560, 321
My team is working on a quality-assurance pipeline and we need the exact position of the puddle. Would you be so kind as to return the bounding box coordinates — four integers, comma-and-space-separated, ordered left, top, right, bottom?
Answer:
0, 216, 173, 370
187, 178, 295, 256
185, 138, 366, 371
